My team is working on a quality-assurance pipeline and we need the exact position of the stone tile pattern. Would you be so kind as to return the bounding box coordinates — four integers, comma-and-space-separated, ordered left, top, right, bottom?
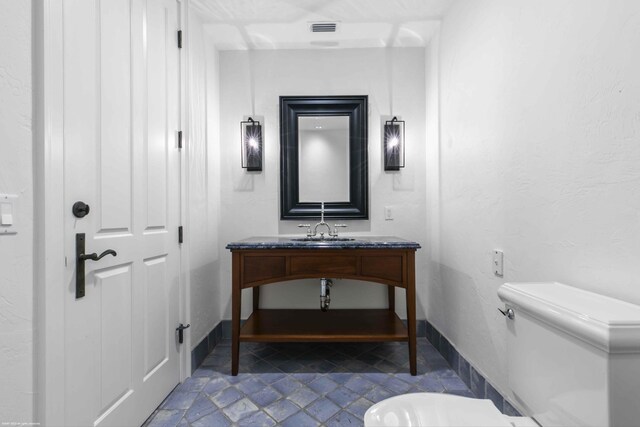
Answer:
143, 337, 472, 427
425, 320, 522, 416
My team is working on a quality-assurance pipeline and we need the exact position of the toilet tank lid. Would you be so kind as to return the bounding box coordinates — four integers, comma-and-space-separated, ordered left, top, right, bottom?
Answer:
498, 282, 640, 353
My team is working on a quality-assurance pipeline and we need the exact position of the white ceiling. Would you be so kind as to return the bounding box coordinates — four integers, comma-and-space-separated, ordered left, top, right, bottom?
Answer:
191, 0, 453, 51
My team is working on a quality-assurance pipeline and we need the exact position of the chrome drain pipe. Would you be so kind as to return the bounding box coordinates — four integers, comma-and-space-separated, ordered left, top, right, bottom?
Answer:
320, 278, 333, 311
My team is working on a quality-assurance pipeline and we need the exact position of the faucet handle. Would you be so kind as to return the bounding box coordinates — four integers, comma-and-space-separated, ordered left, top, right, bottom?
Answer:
298, 224, 312, 237
331, 224, 348, 237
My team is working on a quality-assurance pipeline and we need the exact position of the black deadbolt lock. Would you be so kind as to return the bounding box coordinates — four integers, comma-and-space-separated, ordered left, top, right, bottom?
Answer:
72, 201, 90, 218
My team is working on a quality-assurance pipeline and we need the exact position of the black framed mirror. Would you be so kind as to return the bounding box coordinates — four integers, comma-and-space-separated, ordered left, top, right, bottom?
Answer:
280, 95, 368, 220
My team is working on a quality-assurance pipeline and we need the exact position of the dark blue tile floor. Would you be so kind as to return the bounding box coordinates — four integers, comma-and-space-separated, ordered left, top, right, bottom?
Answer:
143, 338, 473, 426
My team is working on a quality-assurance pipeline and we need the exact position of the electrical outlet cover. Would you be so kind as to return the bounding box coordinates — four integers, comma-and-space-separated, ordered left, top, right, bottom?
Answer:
493, 250, 504, 277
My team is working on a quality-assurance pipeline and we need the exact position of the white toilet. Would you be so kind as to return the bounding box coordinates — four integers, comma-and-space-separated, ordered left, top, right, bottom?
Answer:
365, 282, 640, 427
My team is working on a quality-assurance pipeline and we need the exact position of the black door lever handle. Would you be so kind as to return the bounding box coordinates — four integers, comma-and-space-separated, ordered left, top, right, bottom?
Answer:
79, 249, 117, 262
176, 323, 191, 344
76, 233, 118, 299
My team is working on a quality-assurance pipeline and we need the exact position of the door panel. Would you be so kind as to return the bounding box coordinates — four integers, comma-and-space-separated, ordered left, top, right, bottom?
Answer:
97, 265, 133, 413
63, 0, 181, 426
144, 256, 169, 376
146, 0, 170, 230
99, 0, 133, 232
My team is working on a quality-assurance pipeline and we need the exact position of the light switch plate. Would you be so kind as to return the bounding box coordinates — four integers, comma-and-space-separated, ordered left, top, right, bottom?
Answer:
384, 206, 393, 220
0, 194, 18, 235
1, 213, 12, 225
493, 250, 504, 277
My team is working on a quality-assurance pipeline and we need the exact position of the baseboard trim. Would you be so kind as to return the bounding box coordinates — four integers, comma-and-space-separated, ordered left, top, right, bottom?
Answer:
190, 322, 223, 374
425, 320, 521, 416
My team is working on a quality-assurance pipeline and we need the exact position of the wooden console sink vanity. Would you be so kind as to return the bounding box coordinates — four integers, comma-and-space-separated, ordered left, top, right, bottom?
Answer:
226, 236, 420, 376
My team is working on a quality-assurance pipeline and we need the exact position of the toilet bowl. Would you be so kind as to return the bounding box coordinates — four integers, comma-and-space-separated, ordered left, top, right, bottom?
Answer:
365, 282, 640, 427
364, 393, 538, 427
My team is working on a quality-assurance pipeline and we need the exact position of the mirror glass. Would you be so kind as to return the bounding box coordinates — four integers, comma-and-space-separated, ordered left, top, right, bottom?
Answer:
298, 116, 350, 202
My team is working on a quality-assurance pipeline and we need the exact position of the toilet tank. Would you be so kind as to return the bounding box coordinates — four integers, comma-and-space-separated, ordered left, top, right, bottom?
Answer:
498, 282, 640, 427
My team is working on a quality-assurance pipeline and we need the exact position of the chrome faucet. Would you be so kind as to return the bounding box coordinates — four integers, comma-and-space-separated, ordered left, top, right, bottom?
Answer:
297, 202, 348, 239
314, 202, 332, 237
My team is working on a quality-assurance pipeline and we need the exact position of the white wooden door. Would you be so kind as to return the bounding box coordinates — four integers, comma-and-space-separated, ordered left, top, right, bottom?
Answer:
62, 0, 182, 426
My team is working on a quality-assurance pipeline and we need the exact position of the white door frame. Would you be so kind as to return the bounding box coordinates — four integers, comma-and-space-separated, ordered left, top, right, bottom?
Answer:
36, 1, 190, 424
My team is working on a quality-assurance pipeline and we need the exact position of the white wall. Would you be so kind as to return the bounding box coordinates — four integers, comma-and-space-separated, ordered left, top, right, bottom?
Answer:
217, 48, 428, 319
0, 0, 34, 422
187, 9, 222, 350
432, 0, 640, 403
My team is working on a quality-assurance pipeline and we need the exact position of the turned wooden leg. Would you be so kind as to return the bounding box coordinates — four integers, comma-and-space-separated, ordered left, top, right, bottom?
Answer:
406, 252, 417, 375
231, 252, 241, 376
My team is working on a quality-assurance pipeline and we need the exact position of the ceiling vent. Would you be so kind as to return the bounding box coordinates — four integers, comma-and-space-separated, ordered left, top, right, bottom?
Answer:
310, 22, 338, 33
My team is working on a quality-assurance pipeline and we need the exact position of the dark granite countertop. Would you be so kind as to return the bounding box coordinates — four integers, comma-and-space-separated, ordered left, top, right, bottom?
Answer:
226, 236, 421, 250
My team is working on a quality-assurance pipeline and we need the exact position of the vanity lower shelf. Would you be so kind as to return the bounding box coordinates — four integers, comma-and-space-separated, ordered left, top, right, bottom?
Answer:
240, 309, 409, 342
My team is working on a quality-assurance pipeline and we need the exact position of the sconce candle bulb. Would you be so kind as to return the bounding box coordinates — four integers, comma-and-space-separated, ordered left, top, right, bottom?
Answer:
240, 117, 263, 171
384, 116, 405, 171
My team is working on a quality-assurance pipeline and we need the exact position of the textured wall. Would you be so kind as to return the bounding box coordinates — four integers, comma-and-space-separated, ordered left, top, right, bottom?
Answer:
0, 0, 34, 422
187, 10, 222, 350
217, 48, 427, 319
431, 0, 640, 405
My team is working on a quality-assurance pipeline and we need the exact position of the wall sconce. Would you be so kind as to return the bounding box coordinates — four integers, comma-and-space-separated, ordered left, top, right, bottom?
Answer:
240, 117, 262, 171
384, 116, 405, 171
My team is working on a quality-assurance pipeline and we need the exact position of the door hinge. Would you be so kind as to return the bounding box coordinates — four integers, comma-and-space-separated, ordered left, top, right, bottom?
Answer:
177, 30, 183, 48
178, 130, 183, 149
178, 226, 183, 244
